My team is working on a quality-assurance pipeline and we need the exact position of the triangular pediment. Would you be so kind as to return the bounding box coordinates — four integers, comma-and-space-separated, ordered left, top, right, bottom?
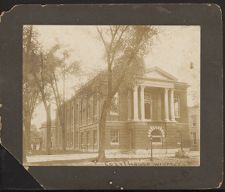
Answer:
143, 67, 177, 81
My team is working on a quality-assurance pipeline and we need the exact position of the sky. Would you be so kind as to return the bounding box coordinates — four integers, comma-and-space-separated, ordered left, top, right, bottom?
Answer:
27, 25, 200, 128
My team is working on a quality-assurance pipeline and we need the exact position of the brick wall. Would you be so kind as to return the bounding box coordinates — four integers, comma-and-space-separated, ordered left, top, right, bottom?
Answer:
104, 121, 130, 151
128, 121, 190, 150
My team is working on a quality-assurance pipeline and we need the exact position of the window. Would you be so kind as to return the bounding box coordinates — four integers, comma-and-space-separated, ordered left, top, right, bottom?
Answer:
50, 138, 53, 148
70, 128, 74, 148
64, 104, 67, 129
66, 132, 70, 147
82, 99, 86, 125
93, 95, 98, 121
87, 98, 90, 123
72, 105, 74, 128
110, 129, 119, 145
145, 96, 152, 120
191, 115, 197, 127
86, 132, 89, 145
93, 130, 97, 145
151, 129, 162, 144
110, 92, 119, 116
81, 132, 85, 149
87, 96, 93, 123
174, 95, 180, 118
192, 132, 197, 144
79, 101, 82, 125
76, 103, 79, 125
127, 90, 132, 120
81, 132, 84, 144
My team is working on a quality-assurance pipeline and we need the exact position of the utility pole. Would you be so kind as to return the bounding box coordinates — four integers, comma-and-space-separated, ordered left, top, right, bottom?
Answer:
165, 122, 167, 154
148, 129, 153, 161
180, 129, 183, 151
150, 136, 153, 161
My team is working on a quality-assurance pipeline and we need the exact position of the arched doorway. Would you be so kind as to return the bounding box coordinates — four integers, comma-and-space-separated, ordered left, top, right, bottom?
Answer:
151, 129, 163, 146
148, 127, 165, 148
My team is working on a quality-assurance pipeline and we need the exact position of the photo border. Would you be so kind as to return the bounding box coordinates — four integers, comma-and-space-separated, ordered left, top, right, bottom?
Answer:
0, 4, 223, 189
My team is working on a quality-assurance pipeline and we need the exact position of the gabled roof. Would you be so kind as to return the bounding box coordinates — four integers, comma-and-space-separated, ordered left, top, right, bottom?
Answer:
143, 66, 178, 81
72, 66, 183, 100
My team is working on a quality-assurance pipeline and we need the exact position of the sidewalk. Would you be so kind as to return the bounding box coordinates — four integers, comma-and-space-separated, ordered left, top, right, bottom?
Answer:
26, 149, 200, 164
27, 153, 98, 163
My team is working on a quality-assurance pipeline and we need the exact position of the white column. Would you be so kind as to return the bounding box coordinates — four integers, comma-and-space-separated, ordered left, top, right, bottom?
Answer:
140, 85, 145, 120
170, 89, 176, 121
133, 85, 138, 120
164, 88, 169, 121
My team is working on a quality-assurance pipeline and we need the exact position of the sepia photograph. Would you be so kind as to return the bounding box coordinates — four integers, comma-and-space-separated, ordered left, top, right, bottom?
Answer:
23, 25, 200, 166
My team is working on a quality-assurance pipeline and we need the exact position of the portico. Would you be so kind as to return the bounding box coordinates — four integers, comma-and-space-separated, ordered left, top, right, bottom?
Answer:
132, 84, 176, 122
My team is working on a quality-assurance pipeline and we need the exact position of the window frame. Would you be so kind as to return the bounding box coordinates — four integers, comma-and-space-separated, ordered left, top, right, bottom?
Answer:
93, 95, 98, 122
145, 96, 152, 120
93, 130, 97, 145
151, 129, 163, 145
110, 92, 120, 116
110, 129, 119, 145
191, 115, 197, 127
174, 95, 181, 118
79, 101, 82, 126
192, 132, 197, 144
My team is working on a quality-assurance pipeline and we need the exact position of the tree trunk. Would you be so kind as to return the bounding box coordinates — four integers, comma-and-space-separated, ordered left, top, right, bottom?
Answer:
61, 104, 66, 152
46, 105, 52, 155
97, 98, 111, 162
50, 79, 66, 152
62, 118, 66, 151
32, 70, 52, 155
97, 106, 107, 162
57, 108, 66, 152
23, 116, 31, 163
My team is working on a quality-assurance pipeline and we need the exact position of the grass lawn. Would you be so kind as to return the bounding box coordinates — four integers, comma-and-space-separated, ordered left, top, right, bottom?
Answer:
27, 156, 199, 166
78, 156, 199, 166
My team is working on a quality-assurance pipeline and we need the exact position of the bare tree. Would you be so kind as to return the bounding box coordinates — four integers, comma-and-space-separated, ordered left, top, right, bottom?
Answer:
23, 25, 80, 154
23, 25, 40, 161
46, 47, 80, 152
96, 26, 158, 161
30, 50, 54, 155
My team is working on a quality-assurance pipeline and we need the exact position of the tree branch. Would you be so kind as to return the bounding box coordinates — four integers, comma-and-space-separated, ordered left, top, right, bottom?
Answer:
109, 26, 129, 66
97, 27, 110, 58
111, 30, 146, 96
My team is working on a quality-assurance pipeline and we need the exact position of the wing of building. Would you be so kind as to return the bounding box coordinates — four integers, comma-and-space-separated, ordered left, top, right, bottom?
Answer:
53, 66, 192, 153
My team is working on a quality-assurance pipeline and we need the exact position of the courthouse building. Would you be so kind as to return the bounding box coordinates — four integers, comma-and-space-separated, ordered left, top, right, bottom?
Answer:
54, 66, 191, 152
